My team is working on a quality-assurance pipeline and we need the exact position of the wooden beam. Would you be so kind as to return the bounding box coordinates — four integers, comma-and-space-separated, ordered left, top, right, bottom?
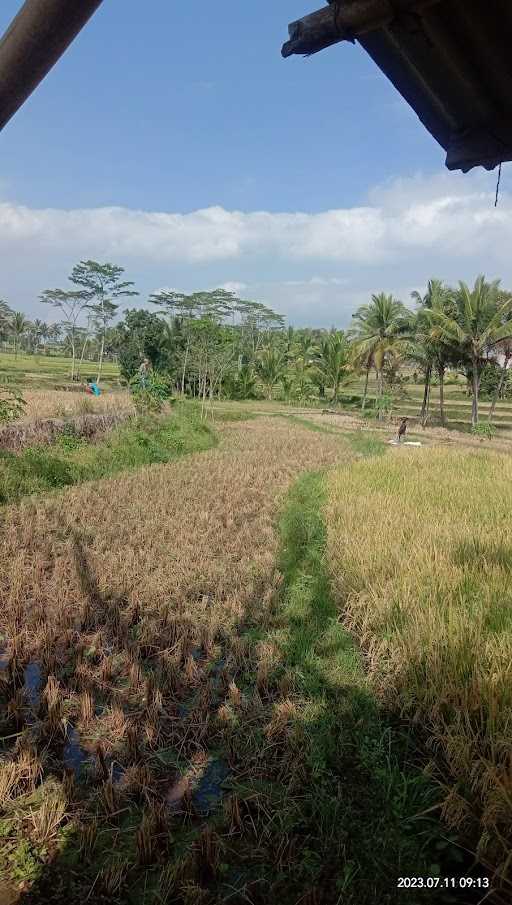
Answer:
0, 0, 104, 132
282, 0, 442, 58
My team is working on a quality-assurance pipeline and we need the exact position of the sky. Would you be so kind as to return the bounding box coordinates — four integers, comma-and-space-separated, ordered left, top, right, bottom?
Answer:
0, 0, 511, 327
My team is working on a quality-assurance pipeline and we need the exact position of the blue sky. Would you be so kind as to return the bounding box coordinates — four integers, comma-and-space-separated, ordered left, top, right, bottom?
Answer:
0, 0, 510, 326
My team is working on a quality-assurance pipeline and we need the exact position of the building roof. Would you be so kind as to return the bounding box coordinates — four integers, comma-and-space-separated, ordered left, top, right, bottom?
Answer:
282, 0, 512, 173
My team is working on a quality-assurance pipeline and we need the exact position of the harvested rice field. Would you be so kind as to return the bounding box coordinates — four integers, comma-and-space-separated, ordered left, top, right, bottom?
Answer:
0, 413, 509, 904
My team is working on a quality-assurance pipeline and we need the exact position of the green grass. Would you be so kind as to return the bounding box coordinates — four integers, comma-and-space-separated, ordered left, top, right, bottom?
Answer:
256, 470, 466, 903
0, 351, 120, 389
0, 405, 216, 505
282, 415, 387, 458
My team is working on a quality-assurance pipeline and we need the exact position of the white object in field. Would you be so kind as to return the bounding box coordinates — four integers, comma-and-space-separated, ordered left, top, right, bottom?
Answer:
387, 439, 422, 447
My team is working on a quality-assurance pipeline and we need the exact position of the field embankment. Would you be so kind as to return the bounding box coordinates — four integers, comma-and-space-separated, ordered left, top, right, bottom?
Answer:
0, 412, 131, 453
0, 406, 212, 505
327, 448, 512, 896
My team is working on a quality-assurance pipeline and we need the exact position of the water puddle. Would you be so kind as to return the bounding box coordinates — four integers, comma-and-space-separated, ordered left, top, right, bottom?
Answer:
193, 758, 229, 815
24, 661, 42, 710
110, 761, 125, 784
165, 757, 229, 815
63, 726, 92, 777
209, 657, 226, 691
63, 725, 124, 783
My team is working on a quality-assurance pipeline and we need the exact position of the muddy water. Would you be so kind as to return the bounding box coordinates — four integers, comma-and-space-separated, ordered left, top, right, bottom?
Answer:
23, 662, 42, 709
165, 757, 229, 815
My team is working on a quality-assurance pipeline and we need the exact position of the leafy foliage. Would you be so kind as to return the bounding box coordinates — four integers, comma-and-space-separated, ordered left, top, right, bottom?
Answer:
129, 372, 174, 414
0, 386, 26, 424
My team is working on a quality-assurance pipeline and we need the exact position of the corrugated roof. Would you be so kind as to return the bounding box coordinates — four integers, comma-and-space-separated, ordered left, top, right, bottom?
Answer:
282, 0, 512, 173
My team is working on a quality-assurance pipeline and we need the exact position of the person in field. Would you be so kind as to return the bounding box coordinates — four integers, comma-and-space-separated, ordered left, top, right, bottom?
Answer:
85, 379, 101, 397
397, 417, 408, 443
138, 358, 150, 388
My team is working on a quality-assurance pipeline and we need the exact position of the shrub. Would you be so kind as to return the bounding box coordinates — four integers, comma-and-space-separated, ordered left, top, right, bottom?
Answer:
374, 394, 393, 419
471, 422, 496, 440
0, 387, 25, 424
129, 373, 174, 414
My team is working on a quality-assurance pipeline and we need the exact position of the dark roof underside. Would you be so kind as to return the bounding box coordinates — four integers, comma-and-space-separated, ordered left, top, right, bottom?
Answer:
283, 0, 512, 173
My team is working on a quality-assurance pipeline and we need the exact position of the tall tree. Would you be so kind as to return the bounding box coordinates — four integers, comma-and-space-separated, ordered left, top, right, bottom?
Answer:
316, 331, 351, 403
290, 331, 317, 403
350, 293, 410, 414
70, 261, 138, 384
432, 276, 512, 426
411, 279, 455, 426
255, 346, 286, 400
9, 311, 29, 359
0, 299, 13, 341
40, 289, 90, 379
115, 309, 172, 381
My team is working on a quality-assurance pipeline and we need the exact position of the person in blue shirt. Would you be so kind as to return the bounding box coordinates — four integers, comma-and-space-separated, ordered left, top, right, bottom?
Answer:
86, 380, 101, 397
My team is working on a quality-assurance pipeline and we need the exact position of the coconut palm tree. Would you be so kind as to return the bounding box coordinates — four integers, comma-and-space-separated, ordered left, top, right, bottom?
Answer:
9, 311, 30, 358
255, 345, 286, 400
411, 280, 455, 426
431, 275, 512, 426
350, 292, 410, 414
350, 345, 374, 412
316, 331, 351, 402
486, 292, 512, 423
289, 331, 317, 402
0, 299, 13, 343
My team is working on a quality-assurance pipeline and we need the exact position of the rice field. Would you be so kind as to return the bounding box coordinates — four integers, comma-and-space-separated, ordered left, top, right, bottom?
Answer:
0, 353, 120, 391
1, 418, 377, 904
16, 390, 134, 423
327, 448, 512, 896
1, 399, 511, 903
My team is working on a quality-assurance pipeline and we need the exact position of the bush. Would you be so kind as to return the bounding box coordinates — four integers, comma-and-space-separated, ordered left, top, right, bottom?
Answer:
129, 373, 174, 414
471, 422, 496, 440
374, 394, 393, 419
479, 361, 512, 401
0, 386, 25, 424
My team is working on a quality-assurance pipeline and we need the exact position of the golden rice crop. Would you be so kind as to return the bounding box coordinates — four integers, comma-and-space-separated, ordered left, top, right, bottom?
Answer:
327, 447, 512, 881
17, 389, 134, 422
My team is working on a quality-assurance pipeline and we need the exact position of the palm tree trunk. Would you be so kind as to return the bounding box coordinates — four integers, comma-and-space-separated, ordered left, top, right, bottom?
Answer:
471, 358, 479, 427
488, 353, 510, 423
438, 365, 446, 426
361, 364, 370, 411
70, 327, 77, 381
78, 335, 89, 379
420, 366, 431, 427
96, 330, 105, 385
181, 335, 190, 395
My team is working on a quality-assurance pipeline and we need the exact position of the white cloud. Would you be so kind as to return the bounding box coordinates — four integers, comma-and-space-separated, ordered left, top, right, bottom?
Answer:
0, 169, 510, 267
1, 169, 511, 325
220, 281, 248, 293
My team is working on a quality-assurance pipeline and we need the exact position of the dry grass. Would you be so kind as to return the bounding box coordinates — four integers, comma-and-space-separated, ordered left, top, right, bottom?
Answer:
17, 390, 134, 423
0, 419, 347, 640
0, 412, 133, 453
327, 447, 512, 886
0, 418, 354, 900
